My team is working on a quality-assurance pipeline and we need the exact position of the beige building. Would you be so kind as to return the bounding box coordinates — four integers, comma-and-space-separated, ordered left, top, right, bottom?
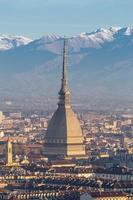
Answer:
44, 40, 86, 159
9, 112, 22, 119
0, 111, 3, 124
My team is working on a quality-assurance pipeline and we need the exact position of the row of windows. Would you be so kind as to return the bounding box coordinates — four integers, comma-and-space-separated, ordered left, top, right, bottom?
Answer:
45, 138, 66, 143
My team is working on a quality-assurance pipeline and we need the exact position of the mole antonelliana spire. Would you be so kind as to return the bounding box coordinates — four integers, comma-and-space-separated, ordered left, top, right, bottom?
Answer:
58, 39, 70, 107
44, 39, 86, 160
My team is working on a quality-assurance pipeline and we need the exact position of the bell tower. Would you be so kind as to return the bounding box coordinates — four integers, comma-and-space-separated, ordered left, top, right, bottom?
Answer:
6, 138, 13, 166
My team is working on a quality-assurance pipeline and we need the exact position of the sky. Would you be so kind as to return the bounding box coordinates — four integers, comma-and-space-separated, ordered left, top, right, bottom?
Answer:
0, 0, 133, 38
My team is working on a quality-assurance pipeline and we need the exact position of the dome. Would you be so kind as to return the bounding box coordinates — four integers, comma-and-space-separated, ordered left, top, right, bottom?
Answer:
46, 106, 84, 144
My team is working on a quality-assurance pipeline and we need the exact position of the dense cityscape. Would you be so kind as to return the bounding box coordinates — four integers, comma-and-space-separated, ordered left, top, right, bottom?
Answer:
0, 108, 133, 199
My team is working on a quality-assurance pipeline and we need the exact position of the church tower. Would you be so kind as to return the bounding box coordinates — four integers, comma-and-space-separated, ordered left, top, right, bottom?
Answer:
6, 138, 13, 166
44, 39, 86, 159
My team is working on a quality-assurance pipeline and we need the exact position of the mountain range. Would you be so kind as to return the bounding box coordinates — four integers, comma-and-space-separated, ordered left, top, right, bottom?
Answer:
0, 27, 133, 110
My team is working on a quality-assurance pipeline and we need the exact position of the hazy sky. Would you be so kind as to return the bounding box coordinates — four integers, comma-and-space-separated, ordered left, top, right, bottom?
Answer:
0, 0, 133, 38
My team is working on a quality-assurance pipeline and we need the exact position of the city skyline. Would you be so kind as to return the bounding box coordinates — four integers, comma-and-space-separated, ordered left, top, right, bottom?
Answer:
0, 0, 133, 38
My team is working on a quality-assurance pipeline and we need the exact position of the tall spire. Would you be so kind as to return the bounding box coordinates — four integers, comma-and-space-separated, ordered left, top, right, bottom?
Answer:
62, 39, 68, 92
58, 39, 71, 107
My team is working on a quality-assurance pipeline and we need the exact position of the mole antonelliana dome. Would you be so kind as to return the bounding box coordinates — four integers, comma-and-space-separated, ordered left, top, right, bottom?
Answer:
44, 40, 86, 159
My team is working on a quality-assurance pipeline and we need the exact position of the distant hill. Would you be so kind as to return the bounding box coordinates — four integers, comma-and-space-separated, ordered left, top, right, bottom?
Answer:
0, 27, 133, 110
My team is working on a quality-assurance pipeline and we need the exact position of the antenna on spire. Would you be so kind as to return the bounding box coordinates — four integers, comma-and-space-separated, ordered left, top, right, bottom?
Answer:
62, 37, 67, 88
58, 37, 71, 107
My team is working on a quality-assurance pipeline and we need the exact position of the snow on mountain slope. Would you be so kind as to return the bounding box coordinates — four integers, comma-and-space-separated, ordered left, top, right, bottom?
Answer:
0, 35, 32, 51
27, 27, 133, 54
0, 27, 133, 53
26, 27, 121, 54
31, 34, 62, 53
69, 27, 119, 50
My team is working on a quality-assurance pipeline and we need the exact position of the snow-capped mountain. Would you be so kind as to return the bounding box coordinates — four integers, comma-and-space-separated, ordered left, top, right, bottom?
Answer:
0, 27, 133, 52
11, 26, 133, 54
0, 35, 32, 51
0, 27, 133, 109
68, 27, 121, 51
